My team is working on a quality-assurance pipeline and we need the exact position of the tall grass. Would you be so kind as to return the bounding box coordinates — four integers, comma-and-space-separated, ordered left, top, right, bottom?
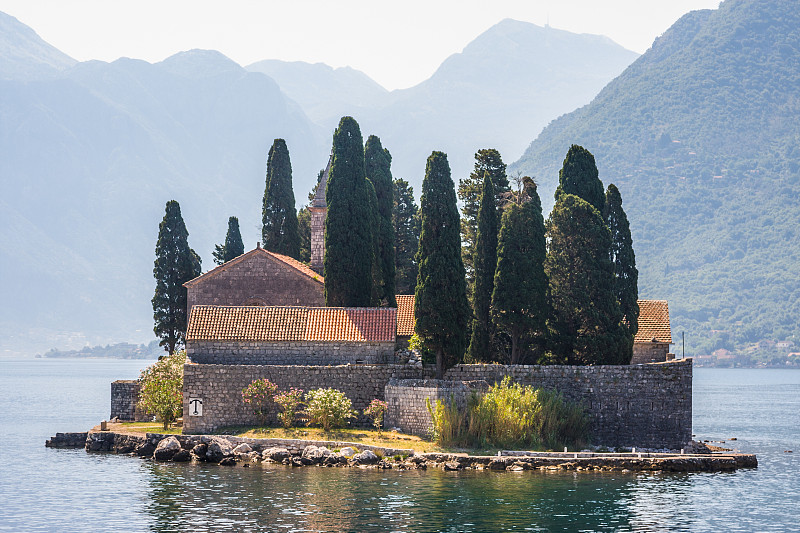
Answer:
427, 377, 588, 450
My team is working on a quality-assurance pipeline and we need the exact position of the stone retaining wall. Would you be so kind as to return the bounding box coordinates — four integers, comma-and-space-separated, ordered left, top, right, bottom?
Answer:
182, 364, 428, 434
111, 380, 148, 421
187, 340, 396, 366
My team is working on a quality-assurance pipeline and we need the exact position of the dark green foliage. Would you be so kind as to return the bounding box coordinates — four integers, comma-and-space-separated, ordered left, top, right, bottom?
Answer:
213, 216, 245, 265
545, 194, 628, 365
366, 178, 381, 306
491, 178, 549, 364
555, 144, 605, 213
262, 138, 300, 259
152, 200, 201, 354
415, 151, 470, 378
365, 135, 396, 306
605, 184, 639, 343
393, 178, 420, 295
466, 174, 498, 363
515, 0, 800, 356
324, 117, 373, 307
458, 149, 510, 296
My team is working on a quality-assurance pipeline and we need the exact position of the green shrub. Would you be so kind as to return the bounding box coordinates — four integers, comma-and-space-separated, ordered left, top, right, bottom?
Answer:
241, 378, 278, 426
137, 351, 186, 430
363, 399, 388, 433
305, 388, 356, 431
427, 377, 589, 450
274, 387, 304, 428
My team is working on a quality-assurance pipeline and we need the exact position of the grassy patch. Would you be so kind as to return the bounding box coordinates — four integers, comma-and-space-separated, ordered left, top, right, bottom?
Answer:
230, 426, 446, 452
112, 422, 182, 435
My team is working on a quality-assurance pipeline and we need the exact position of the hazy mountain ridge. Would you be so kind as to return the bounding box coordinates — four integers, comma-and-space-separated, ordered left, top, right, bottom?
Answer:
0, 12, 75, 80
513, 0, 800, 356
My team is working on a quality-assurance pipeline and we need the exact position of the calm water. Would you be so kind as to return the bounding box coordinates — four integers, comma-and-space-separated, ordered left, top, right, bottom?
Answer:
0, 359, 798, 532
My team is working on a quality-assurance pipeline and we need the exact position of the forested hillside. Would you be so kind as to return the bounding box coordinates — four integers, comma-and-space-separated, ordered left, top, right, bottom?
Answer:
514, 0, 800, 358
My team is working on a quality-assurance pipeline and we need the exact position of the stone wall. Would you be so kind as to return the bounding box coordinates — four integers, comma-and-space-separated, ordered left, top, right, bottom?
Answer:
182, 364, 429, 434
438, 360, 692, 449
111, 380, 148, 421
187, 251, 324, 312
187, 340, 397, 366
385, 379, 489, 436
310, 207, 325, 274
631, 342, 671, 364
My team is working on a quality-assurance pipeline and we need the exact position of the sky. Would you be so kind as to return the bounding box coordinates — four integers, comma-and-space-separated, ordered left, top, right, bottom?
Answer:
1, 0, 721, 90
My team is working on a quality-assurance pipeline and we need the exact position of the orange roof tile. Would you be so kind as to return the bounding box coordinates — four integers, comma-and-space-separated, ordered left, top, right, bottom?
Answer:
186, 305, 395, 343
634, 300, 672, 344
396, 295, 415, 336
183, 247, 323, 288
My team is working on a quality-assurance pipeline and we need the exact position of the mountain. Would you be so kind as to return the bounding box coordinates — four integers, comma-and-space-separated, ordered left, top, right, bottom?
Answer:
513, 0, 800, 357
246, 59, 389, 127
0, 12, 75, 80
0, 22, 328, 355
357, 19, 638, 183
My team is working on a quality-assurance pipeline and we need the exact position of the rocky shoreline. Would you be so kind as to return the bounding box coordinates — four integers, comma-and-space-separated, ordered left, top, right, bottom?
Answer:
46, 429, 757, 473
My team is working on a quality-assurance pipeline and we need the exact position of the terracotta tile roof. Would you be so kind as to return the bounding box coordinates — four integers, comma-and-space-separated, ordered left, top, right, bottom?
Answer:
634, 300, 672, 344
306, 307, 397, 342
187, 306, 308, 341
186, 305, 396, 342
183, 247, 323, 288
396, 295, 416, 336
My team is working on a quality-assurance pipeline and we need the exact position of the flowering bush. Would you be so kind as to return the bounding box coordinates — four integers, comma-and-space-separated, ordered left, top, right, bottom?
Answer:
242, 379, 278, 426
363, 399, 388, 433
274, 388, 304, 428
305, 388, 356, 431
137, 351, 186, 430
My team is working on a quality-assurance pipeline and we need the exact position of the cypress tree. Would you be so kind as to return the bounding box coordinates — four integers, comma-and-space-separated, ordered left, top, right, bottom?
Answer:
554, 144, 605, 213
545, 194, 628, 365
491, 178, 548, 364
393, 178, 420, 295
466, 173, 498, 363
458, 149, 510, 297
366, 178, 382, 306
365, 135, 396, 306
605, 184, 639, 358
324, 116, 373, 307
152, 200, 201, 354
262, 138, 300, 259
212, 216, 245, 265
414, 151, 470, 378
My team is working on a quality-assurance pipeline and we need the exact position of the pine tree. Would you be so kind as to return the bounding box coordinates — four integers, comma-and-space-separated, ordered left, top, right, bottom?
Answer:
262, 138, 300, 258
605, 183, 639, 358
554, 144, 606, 213
458, 149, 510, 296
152, 200, 201, 354
545, 193, 628, 365
414, 151, 470, 378
491, 178, 549, 364
466, 173, 498, 363
324, 116, 373, 307
212, 216, 245, 265
365, 135, 396, 306
393, 178, 420, 295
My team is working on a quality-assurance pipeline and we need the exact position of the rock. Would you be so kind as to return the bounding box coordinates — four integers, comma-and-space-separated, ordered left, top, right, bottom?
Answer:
205, 438, 235, 463
351, 450, 379, 465
135, 442, 156, 457
232, 443, 252, 455
302, 445, 331, 464
507, 465, 525, 472
219, 457, 237, 466
153, 436, 182, 461
444, 462, 461, 471
340, 447, 358, 458
262, 447, 290, 462
488, 458, 508, 471
191, 443, 208, 461
173, 449, 191, 462
291, 456, 305, 467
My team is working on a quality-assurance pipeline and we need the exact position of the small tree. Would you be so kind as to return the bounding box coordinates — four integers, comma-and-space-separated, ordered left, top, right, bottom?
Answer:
393, 178, 420, 294
213, 216, 245, 265
274, 388, 304, 429
605, 183, 639, 347
137, 351, 186, 430
363, 399, 388, 434
365, 135, 396, 306
242, 378, 278, 426
305, 388, 356, 431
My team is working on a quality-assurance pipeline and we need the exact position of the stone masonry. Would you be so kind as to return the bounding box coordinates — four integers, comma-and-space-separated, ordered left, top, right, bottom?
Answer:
631, 342, 672, 364
182, 364, 427, 434
111, 380, 148, 422
187, 340, 398, 365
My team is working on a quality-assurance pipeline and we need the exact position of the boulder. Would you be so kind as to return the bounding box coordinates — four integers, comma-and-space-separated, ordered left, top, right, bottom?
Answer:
302, 445, 331, 464
190, 443, 208, 461
444, 462, 461, 471
233, 443, 253, 455
153, 436, 182, 461
339, 447, 358, 458
219, 457, 237, 466
205, 438, 235, 463
173, 449, 191, 462
262, 447, 290, 462
351, 450, 380, 465
135, 442, 157, 457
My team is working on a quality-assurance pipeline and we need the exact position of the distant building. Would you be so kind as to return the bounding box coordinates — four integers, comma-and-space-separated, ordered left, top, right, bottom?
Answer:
631, 300, 674, 364
309, 154, 332, 274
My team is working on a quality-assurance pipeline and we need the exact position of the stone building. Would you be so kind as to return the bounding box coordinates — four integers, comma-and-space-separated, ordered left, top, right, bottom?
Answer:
185, 304, 398, 365
183, 246, 324, 314
631, 300, 674, 364
395, 295, 415, 346
309, 154, 331, 274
